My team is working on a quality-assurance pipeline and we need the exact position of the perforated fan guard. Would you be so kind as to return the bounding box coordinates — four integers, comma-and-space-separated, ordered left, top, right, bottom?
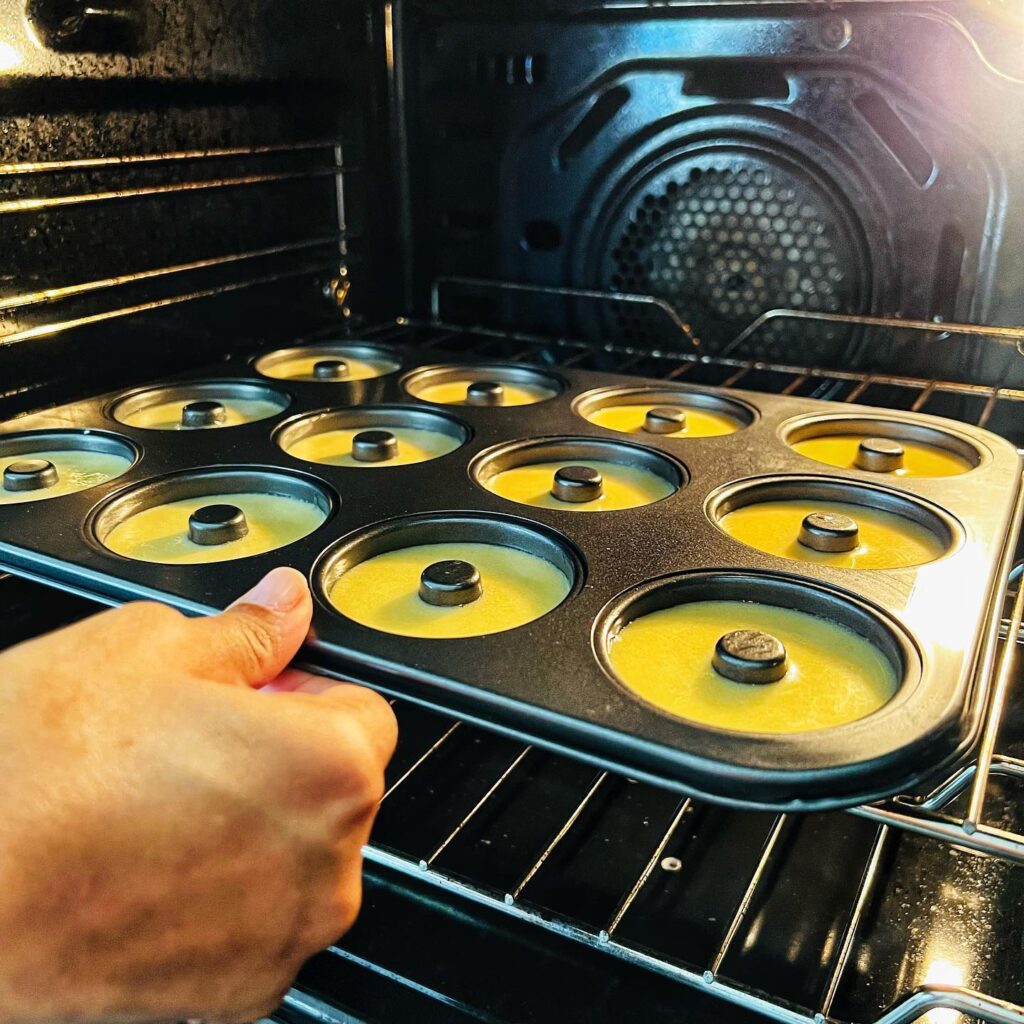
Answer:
598, 151, 870, 362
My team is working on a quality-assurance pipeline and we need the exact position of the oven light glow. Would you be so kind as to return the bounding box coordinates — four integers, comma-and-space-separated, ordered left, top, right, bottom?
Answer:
0, 41, 23, 72
922, 957, 966, 1024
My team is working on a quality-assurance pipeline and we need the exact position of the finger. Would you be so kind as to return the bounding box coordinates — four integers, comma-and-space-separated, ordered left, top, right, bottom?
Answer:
184, 567, 313, 687
289, 679, 398, 767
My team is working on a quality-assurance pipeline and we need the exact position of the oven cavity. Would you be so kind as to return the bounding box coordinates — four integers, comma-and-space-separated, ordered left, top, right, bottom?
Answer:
471, 437, 684, 512
254, 343, 400, 383
784, 414, 983, 477
0, 431, 137, 505
403, 363, 563, 407
596, 572, 911, 734
276, 406, 469, 468
92, 468, 332, 564
707, 476, 958, 570
111, 381, 290, 431
317, 513, 580, 639
574, 385, 755, 438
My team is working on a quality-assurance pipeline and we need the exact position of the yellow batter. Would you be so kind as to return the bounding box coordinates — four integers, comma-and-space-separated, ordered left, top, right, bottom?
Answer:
103, 492, 326, 564
609, 600, 896, 732
411, 379, 557, 406
793, 434, 971, 477
720, 500, 945, 569
0, 450, 132, 505
327, 541, 570, 638
284, 425, 461, 467
587, 403, 740, 438
118, 398, 284, 430
484, 460, 675, 511
257, 352, 398, 382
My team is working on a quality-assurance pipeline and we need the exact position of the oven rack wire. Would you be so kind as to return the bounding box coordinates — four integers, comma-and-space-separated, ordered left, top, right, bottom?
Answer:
312, 311, 1024, 1024
0, 139, 350, 351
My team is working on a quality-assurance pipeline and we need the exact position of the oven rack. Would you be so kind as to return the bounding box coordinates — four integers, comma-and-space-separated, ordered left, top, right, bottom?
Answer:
0, 138, 350, 357
307, 314, 1024, 1024
430, 275, 1024, 358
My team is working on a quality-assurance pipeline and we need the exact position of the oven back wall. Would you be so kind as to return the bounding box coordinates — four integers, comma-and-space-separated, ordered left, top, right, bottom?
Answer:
402, 2, 1024, 387
0, 0, 392, 417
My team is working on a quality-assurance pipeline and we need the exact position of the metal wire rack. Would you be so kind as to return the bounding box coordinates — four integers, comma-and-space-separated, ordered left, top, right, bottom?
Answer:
291, 309, 1024, 1024
0, 139, 349, 348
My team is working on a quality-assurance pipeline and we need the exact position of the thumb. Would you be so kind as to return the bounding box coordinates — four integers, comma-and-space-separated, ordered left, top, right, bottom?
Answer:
185, 567, 314, 687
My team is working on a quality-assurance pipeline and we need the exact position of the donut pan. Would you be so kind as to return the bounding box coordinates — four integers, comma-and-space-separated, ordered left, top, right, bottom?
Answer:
0, 339, 1020, 811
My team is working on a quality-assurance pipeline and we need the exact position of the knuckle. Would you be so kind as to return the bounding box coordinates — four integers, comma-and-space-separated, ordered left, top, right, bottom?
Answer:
280, 694, 391, 804
333, 894, 361, 939
362, 688, 399, 739
296, 870, 363, 953
232, 613, 278, 675
356, 759, 387, 808
331, 733, 385, 807
342, 688, 399, 760
325, 875, 363, 942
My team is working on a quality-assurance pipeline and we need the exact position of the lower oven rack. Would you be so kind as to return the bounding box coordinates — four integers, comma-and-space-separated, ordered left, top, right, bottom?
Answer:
285, 315, 1024, 1024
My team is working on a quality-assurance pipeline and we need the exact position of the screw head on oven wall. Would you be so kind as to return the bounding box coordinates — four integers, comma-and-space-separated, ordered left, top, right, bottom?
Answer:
817, 16, 852, 50
322, 275, 351, 309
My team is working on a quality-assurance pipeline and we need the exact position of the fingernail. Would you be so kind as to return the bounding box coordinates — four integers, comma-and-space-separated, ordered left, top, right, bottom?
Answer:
232, 567, 308, 614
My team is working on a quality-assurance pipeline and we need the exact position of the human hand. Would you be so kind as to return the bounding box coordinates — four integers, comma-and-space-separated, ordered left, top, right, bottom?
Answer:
0, 568, 397, 1024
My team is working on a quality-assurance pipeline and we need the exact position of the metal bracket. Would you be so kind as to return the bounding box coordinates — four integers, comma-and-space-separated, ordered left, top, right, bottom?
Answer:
724, 309, 1024, 359
429, 276, 699, 349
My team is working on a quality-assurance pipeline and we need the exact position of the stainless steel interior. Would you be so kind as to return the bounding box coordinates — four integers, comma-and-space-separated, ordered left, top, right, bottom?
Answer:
1, 5, 1023, 1022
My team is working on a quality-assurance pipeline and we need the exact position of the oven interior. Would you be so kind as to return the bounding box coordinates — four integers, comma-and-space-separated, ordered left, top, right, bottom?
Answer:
1, 1, 1023, 1022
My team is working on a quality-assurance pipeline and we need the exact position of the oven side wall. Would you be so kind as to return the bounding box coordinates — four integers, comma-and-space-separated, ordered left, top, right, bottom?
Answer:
0, 0, 400, 416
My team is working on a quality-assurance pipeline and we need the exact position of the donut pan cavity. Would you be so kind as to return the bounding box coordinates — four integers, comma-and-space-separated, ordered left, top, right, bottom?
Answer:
110, 380, 291, 429
0, 338, 1020, 810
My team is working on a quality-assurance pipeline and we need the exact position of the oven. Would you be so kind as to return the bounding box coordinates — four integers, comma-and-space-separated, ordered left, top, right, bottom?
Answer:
1, 1, 1023, 1022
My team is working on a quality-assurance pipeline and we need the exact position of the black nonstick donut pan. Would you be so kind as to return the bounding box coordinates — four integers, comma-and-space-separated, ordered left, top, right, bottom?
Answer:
0, 338, 1020, 811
